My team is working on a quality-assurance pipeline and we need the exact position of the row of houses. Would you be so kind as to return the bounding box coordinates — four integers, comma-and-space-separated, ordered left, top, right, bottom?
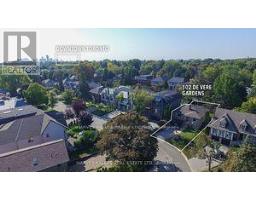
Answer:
135, 75, 185, 90
0, 104, 70, 172
173, 104, 256, 146
90, 84, 182, 120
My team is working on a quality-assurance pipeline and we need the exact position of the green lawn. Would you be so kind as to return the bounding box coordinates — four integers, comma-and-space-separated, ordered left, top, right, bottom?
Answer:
168, 129, 212, 159
168, 129, 198, 149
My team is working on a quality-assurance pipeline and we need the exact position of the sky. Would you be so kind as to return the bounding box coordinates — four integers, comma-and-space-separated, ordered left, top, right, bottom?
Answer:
1, 28, 256, 61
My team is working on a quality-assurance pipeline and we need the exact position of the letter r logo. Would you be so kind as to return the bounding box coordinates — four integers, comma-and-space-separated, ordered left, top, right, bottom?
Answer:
3, 32, 36, 62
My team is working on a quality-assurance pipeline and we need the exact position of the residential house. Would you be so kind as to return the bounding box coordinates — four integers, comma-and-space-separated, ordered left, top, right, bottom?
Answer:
151, 77, 165, 90
100, 86, 132, 111
63, 77, 79, 90
87, 81, 101, 90
0, 112, 69, 172
115, 86, 132, 111
0, 97, 26, 111
135, 74, 153, 85
208, 108, 256, 145
174, 104, 209, 130
168, 77, 185, 90
0, 139, 69, 172
89, 86, 104, 103
0, 89, 9, 99
42, 79, 58, 88
145, 90, 181, 120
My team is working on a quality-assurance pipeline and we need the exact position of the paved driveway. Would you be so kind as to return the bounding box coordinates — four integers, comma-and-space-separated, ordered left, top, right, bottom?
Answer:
153, 138, 191, 172
90, 115, 108, 131
54, 101, 67, 113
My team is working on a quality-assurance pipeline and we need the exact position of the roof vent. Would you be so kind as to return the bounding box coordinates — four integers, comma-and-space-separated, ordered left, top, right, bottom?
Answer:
32, 158, 39, 166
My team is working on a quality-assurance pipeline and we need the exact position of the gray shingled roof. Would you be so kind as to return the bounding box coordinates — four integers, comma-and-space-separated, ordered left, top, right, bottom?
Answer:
0, 113, 64, 146
0, 139, 69, 172
179, 104, 209, 119
168, 77, 184, 83
89, 86, 104, 94
208, 108, 256, 135
0, 105, 42, 125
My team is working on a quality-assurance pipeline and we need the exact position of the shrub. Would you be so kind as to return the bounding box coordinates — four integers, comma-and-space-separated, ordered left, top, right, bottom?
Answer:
74, 130, 98, 151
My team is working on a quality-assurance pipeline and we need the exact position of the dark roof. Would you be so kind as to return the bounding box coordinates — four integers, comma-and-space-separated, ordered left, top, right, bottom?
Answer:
151, 77, 164, 85
156, 90, 179, 98
89, 86, 104, 94
179, 104, 209, 119
46, 111, 67, 127
208, 108, 256, 135
87, 81, 101, 89
0, 105, 42, 125
14, 98, 27, 107
135, 74, 153, 81
168, 77, 184, 83
154, 90, 181, 104
0, 139, 69, 172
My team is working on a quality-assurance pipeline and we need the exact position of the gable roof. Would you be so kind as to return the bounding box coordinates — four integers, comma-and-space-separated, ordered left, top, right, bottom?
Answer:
208, 108, 256, 135
168, 77, 185, 83
0, 139, 69, 172
151, 77, 164, 85
135, 74, 153, 81
89, 86, 104, 94
87, 81, 101, 89
154, 90, 181, 102
45, 110, 67, 127
0, 113, 65, 146
179, 104, 209, 119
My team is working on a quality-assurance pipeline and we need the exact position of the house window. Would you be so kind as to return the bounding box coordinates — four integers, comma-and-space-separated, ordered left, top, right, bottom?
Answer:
239, 120, 248, 132
240, 124, 247, 132
220, 118, 227, 128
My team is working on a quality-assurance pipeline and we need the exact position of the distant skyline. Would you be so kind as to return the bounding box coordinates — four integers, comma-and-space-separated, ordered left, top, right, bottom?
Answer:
1, 28, 256, 61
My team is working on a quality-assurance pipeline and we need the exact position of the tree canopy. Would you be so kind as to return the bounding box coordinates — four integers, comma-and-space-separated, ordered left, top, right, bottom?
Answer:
96, 112, 158, 167
132, 88, 153, 114
23, 83, 49, 107
221, 143, 256, 172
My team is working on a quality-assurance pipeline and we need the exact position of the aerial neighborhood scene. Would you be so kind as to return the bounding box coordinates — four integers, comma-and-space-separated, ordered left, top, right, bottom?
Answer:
1, 28, 256, 172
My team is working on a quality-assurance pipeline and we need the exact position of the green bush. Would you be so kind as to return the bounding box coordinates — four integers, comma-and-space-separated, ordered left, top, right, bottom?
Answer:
67, 126, 82, 138
74, 130, 98, 151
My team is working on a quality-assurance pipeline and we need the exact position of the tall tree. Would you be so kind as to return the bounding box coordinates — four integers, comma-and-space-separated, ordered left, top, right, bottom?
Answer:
48, 91, 57, 108
132, 88, 153, 114
213, 71, 247, 108
71, 99, 86, 116
239, 97, 256, 114
96, 112, 158, 170
79, 111, 93, 127
222, 143, 256, 172
62, 90, 75, 105
24, 83, 49, 107
75, 62, 94, 99
0, 74, 31, 96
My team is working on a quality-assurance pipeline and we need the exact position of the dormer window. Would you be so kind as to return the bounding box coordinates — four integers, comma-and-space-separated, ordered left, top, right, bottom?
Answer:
240, 120, 248, 132
220, 117, 227, 128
